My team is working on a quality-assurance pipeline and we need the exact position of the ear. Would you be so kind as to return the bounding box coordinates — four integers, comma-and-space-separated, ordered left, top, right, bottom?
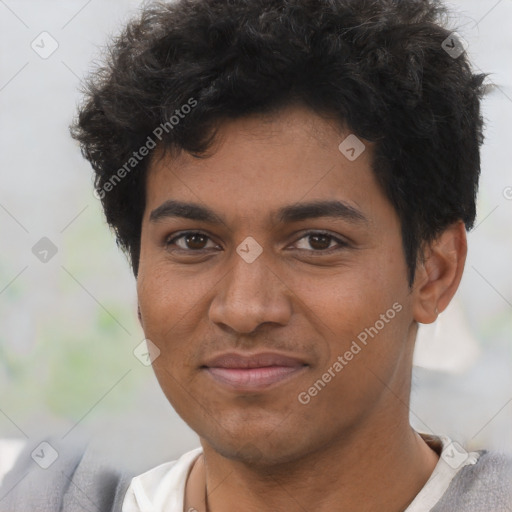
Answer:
137, 303, 144, 327
412, 221, 467, 324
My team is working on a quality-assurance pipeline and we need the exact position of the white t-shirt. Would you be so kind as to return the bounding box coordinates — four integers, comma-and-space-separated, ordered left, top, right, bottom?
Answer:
122, 434, 480, 512
0, 439, 26, 487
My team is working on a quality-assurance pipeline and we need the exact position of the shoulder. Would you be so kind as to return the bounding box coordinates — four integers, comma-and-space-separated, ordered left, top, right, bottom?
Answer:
432, 449, 512, 511
0, 436, 135, 512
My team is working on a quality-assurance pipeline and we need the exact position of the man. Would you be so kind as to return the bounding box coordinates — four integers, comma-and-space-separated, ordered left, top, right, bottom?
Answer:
1, 0, 511, 510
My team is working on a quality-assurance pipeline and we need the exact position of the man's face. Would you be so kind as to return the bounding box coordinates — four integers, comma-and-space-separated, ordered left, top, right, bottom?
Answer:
137, 105, 417, 464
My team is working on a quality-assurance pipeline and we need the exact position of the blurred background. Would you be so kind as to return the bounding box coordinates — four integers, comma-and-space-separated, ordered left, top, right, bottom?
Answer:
0, 0, 511, 475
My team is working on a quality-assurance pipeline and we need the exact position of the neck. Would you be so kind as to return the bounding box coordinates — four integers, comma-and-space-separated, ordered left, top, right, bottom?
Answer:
200, 415, 439, 512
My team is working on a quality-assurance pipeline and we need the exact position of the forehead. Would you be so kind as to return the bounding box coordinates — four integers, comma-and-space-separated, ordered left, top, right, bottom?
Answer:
143, 105, 391, 227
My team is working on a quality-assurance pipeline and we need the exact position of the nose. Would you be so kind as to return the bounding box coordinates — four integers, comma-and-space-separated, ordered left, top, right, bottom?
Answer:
208, 250, 293, 335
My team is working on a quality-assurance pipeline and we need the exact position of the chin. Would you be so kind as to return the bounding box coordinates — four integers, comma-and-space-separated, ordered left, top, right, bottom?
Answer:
216, 442, 299, 468
201, 425, 312, 468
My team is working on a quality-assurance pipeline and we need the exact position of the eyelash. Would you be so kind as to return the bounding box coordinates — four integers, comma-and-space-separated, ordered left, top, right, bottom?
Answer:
164, 230, 350, 254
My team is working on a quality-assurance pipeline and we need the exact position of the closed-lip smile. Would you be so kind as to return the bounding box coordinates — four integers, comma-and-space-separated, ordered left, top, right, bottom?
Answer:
201, 351, 309, 391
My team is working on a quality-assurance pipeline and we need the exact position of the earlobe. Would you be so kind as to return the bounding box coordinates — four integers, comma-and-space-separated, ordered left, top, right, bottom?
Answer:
412, 221, 467, 324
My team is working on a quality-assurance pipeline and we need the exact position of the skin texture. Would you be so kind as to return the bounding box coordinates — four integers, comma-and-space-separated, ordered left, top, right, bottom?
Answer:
137, 105, 467, 512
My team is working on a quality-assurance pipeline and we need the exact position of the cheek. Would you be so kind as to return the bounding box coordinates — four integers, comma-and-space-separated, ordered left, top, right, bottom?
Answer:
138, 260, 199, 329
136, 265, 201, 379
297, 261, 403, 333
298, 302, 408, 426
296, 259, 409, 384
137, 268, 202, 414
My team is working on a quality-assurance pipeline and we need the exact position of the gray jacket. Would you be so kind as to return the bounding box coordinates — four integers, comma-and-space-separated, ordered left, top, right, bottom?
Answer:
1, 437, 511, 511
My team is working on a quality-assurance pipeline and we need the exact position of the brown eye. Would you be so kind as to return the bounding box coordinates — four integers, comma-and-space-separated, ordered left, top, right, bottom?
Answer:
182, 233, 208, 249
294, 231, 348, 252
166, 232, 217, 251
308, 234, 332, 250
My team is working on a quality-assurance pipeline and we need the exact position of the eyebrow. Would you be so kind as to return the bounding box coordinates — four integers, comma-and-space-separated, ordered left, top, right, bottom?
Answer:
149, 199, 369, 226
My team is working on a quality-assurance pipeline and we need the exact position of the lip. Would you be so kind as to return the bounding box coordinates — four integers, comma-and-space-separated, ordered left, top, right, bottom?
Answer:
202, 351, 309, 391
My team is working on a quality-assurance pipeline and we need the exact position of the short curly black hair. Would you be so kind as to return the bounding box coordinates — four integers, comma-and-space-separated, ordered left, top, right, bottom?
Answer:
71, 0, 487, 286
